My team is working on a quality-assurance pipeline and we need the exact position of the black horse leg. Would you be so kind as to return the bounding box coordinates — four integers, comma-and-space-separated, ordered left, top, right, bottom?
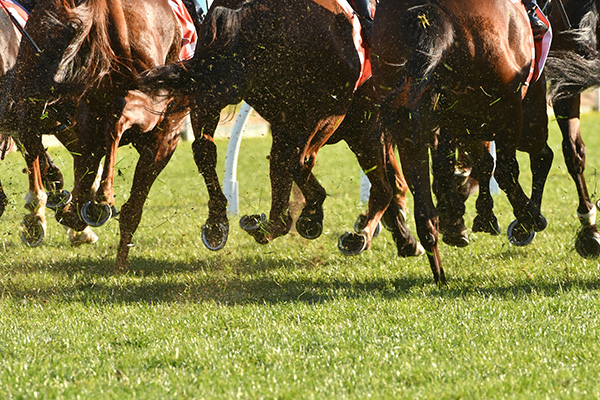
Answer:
432, 130, 468, 247
240, 128, 295, 244
190, 110, 229, 250
471, 143, 500, 235
0, 179, 7, 218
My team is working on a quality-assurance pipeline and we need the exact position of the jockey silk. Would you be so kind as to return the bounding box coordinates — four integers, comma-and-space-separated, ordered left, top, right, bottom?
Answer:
168, 0, 198, 60
0, 0, 29, 41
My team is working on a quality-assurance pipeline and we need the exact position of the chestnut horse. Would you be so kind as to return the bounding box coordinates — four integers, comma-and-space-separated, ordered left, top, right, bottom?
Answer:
371, 0, 552, 283
139, 0, 423, 258
545, 0, 600, 259
5, 0, 188, 268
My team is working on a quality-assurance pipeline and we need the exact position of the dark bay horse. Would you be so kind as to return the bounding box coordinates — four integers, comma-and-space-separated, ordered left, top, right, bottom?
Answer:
139, 0, 423, 258
1, 0, 69, 223
544, 0, 600, 259
5, 0, 188, 269
371, 0, 552, 283
0, 4, 20, 217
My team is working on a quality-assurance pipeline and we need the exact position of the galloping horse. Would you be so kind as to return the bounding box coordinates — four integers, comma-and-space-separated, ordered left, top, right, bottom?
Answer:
0, 3, 20, 217
371, 0, 552, 283
5, 0, 188, 268
0, 0, 69, 222
138, 0, 423, 259
544, 0, 600, 259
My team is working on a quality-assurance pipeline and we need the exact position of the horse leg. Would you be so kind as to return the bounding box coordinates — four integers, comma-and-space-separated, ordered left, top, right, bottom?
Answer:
495, 112, 547, 245
398, 131, 445, 284
19, 128, 48, 246
330, 83, 422, 256
77, 98, 129, 228
52, 128, 99, 245
40, 150, 71, 210
471, 142, 500, 235
0, 179, 6, 218
115, 132, 180, 272
344, 131, 423, 256
190, 110, 229, 250
432, 130, 468, 247
393, 108, 445, 284
553, 95, 600, 258
241, 129, 294, 244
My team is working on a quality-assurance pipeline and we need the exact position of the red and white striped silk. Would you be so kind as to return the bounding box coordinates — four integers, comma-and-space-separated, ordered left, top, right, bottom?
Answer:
335, 0, 372, 89
168, 0, 198, 61
0, 0, 29, 41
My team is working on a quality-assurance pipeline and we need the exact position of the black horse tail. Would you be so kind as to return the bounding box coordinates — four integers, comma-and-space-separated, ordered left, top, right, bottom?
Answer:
137, 5, 244, 99
136, 60, 195, 98
401, 4, 454, 109
546, 51, 600, 99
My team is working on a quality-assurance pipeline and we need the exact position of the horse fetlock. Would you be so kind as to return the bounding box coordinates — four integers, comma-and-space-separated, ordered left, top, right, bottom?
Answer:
55, 207, 88, 231
394, 231, 426, 257
472, 214, 500, 235
24, 191, 47, 212
239, 214, 271, 244
66, 226, 98, 246
578, 206, 597, 227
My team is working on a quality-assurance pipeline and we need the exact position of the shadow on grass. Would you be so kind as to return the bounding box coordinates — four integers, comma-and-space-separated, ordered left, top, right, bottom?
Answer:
3, 254, 600, 306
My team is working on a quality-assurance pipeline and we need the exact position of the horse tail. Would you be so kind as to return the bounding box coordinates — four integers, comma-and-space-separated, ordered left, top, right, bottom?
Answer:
53, 0, 120, 91
389, 5, 454, 110
137, 6, 243, 98
546, 6, 600, 99
546, 52, 600, 99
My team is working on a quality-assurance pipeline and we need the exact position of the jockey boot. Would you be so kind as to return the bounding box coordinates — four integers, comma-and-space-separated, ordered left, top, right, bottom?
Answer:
523, 0, 549, 40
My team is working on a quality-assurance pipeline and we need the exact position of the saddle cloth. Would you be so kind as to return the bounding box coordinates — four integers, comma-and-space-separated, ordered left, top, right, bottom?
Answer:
0, 0, 29, 41
311, 0, 372, 89
511, 0, 552, 85
168, 0, 198, 60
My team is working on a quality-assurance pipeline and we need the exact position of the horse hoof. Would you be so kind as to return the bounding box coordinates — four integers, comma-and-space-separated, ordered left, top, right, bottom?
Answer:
20, 218, 45, 247
353, 214, 381, 238
338, 231, 367, 255
201, 222, 229, 251
575, 226, 600, 259
507, 219, 536, 246
46, 190, 72, 210
442, 230, 469, 248
80, 202, 112, 227
296, 216, 323, 239
472, 215, 500, 235
381, 209, 407, 232
239, 213, 267, 231
397, 240, 426, 258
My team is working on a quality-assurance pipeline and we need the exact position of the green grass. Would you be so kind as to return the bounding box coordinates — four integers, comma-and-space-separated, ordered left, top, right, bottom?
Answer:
1, 113, 600, 398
